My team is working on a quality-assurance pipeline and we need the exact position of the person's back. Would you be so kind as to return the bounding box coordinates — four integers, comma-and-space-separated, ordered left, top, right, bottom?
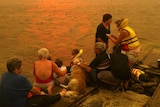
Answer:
110, 45, 131, 81
0, 57, 32, 107
34, 59, 53, 83
111, 53, 131, 80
33, 48, 55, 95
0, 72, 31, 107
34, 48, 66, 95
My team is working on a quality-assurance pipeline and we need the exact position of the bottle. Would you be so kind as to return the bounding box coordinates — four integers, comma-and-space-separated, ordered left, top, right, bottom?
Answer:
132, 68, 145, 80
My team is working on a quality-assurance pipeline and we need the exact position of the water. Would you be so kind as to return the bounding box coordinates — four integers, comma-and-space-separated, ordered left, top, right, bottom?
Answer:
0, 0, 160, 81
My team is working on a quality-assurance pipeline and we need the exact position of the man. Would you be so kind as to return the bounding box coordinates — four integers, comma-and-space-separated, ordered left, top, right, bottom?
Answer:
77, 42, 111, 86
95, 13, 112, 49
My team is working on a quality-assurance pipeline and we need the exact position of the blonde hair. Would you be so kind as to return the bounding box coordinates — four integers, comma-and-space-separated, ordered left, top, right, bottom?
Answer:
38, 48, 49, 59
115, 18, 124, 28
115, 18, 129, 31
95, 42, 106, 52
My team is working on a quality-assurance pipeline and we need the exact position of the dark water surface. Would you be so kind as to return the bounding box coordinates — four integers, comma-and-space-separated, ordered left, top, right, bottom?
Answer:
0, 0, 160, 81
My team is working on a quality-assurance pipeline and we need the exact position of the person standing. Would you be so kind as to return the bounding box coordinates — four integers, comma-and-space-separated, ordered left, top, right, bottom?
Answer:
95, 13, 112, 49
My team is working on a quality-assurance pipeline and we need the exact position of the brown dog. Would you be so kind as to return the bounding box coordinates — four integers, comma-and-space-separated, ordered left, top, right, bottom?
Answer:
60, 64, 87, 98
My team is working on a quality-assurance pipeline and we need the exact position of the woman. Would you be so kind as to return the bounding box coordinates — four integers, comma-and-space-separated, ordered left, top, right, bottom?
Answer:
106, 18, 140, 66
33, 48, 66, 95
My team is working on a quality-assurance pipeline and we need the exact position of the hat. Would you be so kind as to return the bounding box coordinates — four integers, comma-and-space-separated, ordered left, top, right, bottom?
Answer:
115, 18, 128, 30
119, 18, 128, 29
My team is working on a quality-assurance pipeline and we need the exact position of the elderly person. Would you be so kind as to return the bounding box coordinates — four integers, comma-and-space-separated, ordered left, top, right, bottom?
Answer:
76, 42, 111, 86
106, 18, 140, 68
0, 56, 66, 107
33, 48, 66, 95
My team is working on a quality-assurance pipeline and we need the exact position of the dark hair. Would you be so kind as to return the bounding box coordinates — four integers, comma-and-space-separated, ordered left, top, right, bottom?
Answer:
47, 54, 52, 60
7, 56, 22, 73
55, 58, 63, 67
103, 14, 112, 22
113, 45, 121, 53
72, 49, 79, 56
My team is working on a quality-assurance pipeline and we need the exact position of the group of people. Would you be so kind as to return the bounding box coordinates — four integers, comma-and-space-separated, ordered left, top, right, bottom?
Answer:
0, 47, 84, 107
0, 55, 66, 107
90, 13, 141, 87
0, 13, 141, 107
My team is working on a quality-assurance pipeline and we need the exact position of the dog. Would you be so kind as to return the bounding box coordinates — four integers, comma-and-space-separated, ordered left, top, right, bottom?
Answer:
60, 63, 87, 98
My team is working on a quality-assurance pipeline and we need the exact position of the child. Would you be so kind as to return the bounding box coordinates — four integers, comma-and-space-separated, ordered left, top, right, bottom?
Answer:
54, 58, 70, 85
68, 49, 83, 73
71, 49, 83, 65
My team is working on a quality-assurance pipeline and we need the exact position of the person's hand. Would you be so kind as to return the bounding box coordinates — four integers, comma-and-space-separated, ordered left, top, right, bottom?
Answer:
40, 91, 47, 95
72, 58, 80, 65
60, 89, 67, 97
106, 34, 111, 38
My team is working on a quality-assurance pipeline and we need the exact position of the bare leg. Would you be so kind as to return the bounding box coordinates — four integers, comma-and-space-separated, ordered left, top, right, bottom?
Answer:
47, 85, 53, 95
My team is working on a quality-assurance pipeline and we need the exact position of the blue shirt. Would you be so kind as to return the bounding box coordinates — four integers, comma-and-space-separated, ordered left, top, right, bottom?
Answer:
0, 72, 32, 107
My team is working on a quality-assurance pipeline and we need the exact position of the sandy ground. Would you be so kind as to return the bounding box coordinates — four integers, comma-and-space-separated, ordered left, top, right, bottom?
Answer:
0, 0, 160, 106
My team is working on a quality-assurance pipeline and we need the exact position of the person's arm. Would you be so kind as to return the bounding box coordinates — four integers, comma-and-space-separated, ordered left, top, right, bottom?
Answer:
47, 89, 67, 103
53, 62, 66, 76
59, 89, 66, 97
59, 66, 67, 75
30, 86, 41, 95
96, 37, 104, 42
77, 63, 92, 73
107, 30, 129, 44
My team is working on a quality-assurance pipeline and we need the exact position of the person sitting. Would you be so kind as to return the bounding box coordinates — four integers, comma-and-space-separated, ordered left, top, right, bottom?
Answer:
97, 44, 131, 89
71, 49, 83, 65
0, 56, 66, 107
33, 48, 66, 95
75, 42, 111, 86
54, 58, 69, 85
67, 48, 83, 73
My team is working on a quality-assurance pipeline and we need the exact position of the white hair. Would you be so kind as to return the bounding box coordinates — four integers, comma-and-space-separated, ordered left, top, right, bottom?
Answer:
95, 42, 106, 52
38, 48, 49, 59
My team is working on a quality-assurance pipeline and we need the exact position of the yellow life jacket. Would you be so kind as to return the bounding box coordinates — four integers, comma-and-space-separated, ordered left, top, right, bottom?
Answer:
121, 26, 140, 49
